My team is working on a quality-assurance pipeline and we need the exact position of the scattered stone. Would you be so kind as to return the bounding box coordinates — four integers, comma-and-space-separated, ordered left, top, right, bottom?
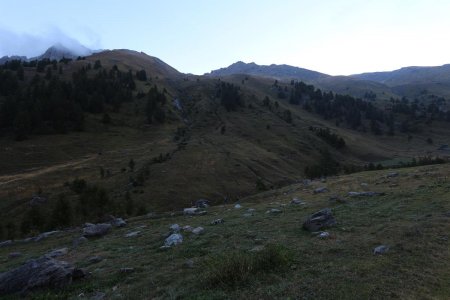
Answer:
348, 191, 385, 197
247, 208, 256, 212
266, 208, 282, 214
318, 231, 330, 238
8, 252, 22, 259
387, 172, 399, 178
303, 179, 311, 186
125, 231, 141, 238
313, 187, 328, 194
249, 245, 265, 252
234, 204, 242, 209
0, 256, 83, 295
72, 236, 88, 248
242, 213, 253, 218
82, 223, 112, 238
46, 248, 68, 258
110, 217, 127, 228
170, 224, 181, 233
303, 208, 336, 232
30, 195, 47, 206
87, 256, 103, 264
183, 207, 200, 215
328, 195, 347, 204
195, 199, 210, 208
164, 233, 183, 247
119, 268, 134, 273
291, 198, 304, 205
192, 227, 205, 235
34, 231, 60, 242
373, 245, 390, 255
183, 259, 194, 269
0, 240, 12, 247
211, 219, 224, 225
360, 183, 368, 187
182, 225, 193, 232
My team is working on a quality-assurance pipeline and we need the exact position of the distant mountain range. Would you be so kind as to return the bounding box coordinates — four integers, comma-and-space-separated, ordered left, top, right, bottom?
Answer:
207, 61, 450, 99
207, 61, 329, 81
0, 43, 97, 64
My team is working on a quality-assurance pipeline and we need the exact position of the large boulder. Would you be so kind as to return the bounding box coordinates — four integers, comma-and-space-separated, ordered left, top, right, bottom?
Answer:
82, 223, 112, 238
195, 199, 210, 208
110, 217, 126, 228
164, 233, 183, 247
302, 208, 336, 232
0, 256, 84, 296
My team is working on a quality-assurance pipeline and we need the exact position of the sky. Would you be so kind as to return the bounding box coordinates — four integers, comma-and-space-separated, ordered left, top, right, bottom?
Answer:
1, 0, 450, 75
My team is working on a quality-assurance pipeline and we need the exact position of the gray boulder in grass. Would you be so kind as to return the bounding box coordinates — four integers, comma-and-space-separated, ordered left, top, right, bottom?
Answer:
303, 208, 336, 231
0, 256, 85, 296
83, 223, 112, 238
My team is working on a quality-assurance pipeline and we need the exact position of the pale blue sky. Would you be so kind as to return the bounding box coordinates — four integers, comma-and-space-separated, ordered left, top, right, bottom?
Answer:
1, 0, 450, 75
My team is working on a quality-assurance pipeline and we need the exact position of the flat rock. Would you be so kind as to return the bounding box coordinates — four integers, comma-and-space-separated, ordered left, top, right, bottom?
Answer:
0, 240, 12, 247
266, 208, 282, 214
182, 225, 193, 232
348, 191, 385, 197
328, 195, 347, 204
313, 187, 328, 194
192, 227, 205, 235
234, 204, 242, 209
291, 198, 304, 205
87, 256, 103, 264
183, 207, 200, 215
124, 231, 141, 238
387, 172, 399, 178
164, 233, 183, 247
83, 223, 112, 238
110, 218, 126, 228
0, 256, 83, 296
46, 248, 68, 258
303, 208, 336, 232
211, 219, 224, 225
373, 245, 390, 255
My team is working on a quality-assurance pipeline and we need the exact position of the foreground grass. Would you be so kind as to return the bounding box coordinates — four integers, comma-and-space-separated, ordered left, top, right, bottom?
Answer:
1, 164, 450, 299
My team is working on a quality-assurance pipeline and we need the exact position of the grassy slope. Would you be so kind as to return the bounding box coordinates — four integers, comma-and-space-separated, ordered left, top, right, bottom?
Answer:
1, 163, 450, 299
2, 61, 450, 227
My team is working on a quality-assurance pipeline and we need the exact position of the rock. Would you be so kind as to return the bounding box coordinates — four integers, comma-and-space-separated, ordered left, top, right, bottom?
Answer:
183, 207, 200, 215
373, 245, 390, 255
328, 195, 347, 204
119, 268, 134, 273
164, 233, 183, 247
249, 245, 265, 252
182, 225, 193, 232
266, 208, 282, 214
313, 187, 328, 194
0, 256, 82, 295
291, 198, 304, 205
360, 183, 368, 187
183, 259, 194, 268
90, 291, 106, 300
83, 223, 95, 228
348, 191, 385, 197
197, 210, 208, 216
30, 195, 47, 206
242, 213, 253, 217
0, 240, 12, 247
195, 199, 210, 208
387, 172, 399, 178
170, 224, 181, 233
9, 252, 22, 259
247, 208, 256, 212
72, 236, 88, 248
234, 204, 242, 209
34, 231, 60, 242
318, 231, 330, 238
124, 231, 141, 238
303, 208, 336, 232
110, 217, 126, 228
303, 179, 311, 186
211, 218, 224, 225
87, 256, 103, 264
192, 227, 204, 235
46, 248, 68, 258
82, 223, 112, 238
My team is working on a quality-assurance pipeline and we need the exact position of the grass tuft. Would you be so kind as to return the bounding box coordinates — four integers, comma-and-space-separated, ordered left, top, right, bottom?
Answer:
202, 244, 291, 288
